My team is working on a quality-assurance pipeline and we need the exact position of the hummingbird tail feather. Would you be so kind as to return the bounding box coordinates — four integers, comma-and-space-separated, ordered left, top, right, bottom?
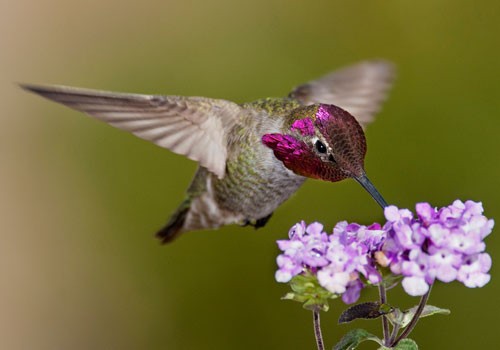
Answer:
156, 201, 190, 244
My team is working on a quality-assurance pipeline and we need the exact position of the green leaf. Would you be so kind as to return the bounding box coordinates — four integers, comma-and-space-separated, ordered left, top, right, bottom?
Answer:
381, 274, 403, 290
333, 329, 383, 350
289, 274, 315, 294
338, 302, 393, 324
386, 308, 405, 327
282, 292, 306, 302
418, 305, 451, 319
387, 305, 450, 328
304, 297, 329, 312
393, 338, 419, 350
282, 272, 337, 311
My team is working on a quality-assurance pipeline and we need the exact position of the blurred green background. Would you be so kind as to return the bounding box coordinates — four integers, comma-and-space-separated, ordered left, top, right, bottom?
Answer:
2, 0, 500, 349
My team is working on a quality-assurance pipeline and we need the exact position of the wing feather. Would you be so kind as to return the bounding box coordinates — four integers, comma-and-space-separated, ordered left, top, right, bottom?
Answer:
21, 84, 243, 178
289, 60, 395, 128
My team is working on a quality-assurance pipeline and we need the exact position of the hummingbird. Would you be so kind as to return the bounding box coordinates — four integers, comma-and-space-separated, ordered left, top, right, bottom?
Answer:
21, 60, 394, 243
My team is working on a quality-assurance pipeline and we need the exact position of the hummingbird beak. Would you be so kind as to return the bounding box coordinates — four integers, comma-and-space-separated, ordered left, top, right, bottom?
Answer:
354, 173, 388, 209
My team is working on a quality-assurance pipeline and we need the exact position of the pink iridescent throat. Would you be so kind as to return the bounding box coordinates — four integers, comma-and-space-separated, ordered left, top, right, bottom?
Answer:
261, 134, 306, 163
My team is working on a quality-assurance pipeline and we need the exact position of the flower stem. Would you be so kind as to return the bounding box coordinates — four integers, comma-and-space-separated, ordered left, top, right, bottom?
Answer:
313, 308, 325, 350
378, 282, 390, 346
392, 284, 433, 346
388, 322, 401, 345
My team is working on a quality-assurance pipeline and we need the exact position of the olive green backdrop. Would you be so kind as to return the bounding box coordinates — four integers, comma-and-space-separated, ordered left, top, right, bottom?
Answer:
2, 1, 500, 349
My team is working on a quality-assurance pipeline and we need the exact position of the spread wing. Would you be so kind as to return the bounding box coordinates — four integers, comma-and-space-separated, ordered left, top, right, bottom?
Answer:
21, 84, 244, 179
289, 60, 395, 128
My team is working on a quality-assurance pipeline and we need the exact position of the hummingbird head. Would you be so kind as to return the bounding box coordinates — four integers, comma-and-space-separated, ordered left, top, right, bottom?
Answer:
262, 104, 387, 208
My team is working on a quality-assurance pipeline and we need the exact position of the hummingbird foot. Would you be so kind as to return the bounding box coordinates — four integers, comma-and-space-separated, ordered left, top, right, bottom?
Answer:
241, 213, 274, 229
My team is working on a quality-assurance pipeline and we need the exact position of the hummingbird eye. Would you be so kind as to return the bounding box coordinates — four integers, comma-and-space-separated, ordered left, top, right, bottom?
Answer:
315, 140, 327, 154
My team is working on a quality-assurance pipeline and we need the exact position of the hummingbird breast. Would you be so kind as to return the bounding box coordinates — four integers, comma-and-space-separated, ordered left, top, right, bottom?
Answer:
182, 102, 306, 231
214, 138, 306, 221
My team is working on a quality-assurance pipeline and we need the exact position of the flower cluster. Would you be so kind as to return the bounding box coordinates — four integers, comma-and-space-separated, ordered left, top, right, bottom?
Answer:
276, 220, 386, 304
275, 200, 493, 301
383, 200, 494, 296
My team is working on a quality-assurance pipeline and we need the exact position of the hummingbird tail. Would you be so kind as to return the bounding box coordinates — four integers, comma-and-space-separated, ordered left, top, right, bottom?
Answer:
156, 201, 190, 244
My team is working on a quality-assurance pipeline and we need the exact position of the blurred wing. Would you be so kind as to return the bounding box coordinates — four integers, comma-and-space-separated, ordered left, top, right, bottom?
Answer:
21, 84, 243, 179
289, 60, 395, 128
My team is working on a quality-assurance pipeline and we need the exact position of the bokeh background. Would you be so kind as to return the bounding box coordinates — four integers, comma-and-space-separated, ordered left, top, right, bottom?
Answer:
2, 1, 500, 349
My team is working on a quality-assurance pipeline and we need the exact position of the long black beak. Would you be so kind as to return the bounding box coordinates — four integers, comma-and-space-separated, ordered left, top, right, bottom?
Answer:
355, 173, 388, 209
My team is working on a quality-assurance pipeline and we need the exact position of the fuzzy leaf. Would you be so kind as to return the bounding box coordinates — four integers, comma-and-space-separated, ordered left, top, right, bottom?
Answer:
333, 328, 382, 350
393, 339, 419, 350
387, 305, 450, 328
338, 302, 393, 324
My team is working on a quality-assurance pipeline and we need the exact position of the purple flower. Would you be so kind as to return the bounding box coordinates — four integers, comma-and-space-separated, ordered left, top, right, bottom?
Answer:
318, 221, 386, 302
275, 255, 301, 283
275, 221, 329, 283
457, 253, 492, 287
382, 200, 494, 296
317, 267, 351, 294
402, 276, 430, 296
342, 279, 364, 304
275, 199, 493, 306
428, 247, 461, 282
276, 220, 386, 304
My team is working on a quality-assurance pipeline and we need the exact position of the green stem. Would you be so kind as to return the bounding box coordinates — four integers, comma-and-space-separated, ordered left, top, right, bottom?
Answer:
313, 308, 325, 350
378, 282, 390, 346
392, 284, 433, 346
